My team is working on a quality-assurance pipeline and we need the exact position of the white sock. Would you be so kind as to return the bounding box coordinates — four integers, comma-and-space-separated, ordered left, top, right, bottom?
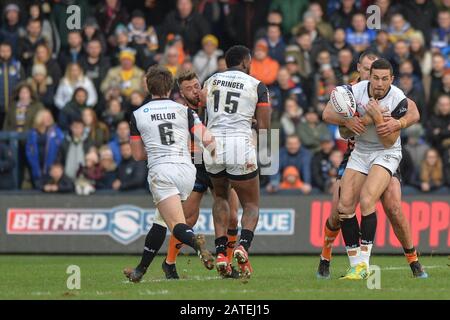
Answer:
360, 244, 373, 269
346, 247, 361, 267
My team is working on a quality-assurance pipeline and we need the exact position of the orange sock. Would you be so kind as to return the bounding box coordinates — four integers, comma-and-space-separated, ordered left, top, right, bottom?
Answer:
166, 235, 183, 264
320, 222, 340, 261
226, 230, 238, 264
404, 248, 418, 265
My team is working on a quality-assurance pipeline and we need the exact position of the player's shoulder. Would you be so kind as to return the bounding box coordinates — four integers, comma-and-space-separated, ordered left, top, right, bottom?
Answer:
388, 83, 406, 100
351, 80, 369, 92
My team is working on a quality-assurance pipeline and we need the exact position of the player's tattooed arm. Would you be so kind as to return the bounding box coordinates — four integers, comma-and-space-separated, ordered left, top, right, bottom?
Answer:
323, 102, 366, 135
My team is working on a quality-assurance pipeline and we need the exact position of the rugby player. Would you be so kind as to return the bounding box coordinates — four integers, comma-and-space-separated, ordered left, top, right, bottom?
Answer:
318, 52, 427, 279
202, 45, 271, 278
162, 70, 240, 279
123, 65, 215, 282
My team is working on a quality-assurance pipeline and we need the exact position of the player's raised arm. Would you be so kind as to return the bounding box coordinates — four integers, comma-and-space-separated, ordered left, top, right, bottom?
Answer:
129, 113, 147, 161
255, 82, 271, 131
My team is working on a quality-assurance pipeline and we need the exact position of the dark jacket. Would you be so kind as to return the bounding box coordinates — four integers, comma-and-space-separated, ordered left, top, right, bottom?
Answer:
0, 58, 23, 112
96, 169, 117, 190
18, 36, 48, 76
311, 150, 332, 192
270, 146, 312, 187
117, 157, 147, 190
25, 125, 64, 184
80, 55, 111, 94
58, 47, 86, 72
58, 100, 87, 132
401, 0, 438, 46
0, 142, 15, 189
161, 10, 210, 55
45, 59, 62, 88
40, 173, 74, 193
427, 114, 450, 153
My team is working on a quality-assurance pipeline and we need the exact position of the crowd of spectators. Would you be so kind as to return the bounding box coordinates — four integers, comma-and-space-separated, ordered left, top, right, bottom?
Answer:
0, 0, 449, 196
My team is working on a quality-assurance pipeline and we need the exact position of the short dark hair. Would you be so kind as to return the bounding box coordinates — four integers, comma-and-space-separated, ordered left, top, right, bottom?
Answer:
225, 45, 251, 68
176, 69, 198, 86
358, 50, 379, 63
145, 65, 174, 96
370, 58, 393, 76
28, 18, 41, 26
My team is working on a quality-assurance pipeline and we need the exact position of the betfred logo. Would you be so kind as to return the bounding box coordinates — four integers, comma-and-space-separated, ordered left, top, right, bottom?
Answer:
310, 201, 450, 248
7, 207, 295, 245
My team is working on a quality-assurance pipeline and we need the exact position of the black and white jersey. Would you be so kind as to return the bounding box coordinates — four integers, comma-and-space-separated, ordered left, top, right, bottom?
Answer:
130, 98, 202, 169
203, 68, 270, 137
350, 80, 408, 152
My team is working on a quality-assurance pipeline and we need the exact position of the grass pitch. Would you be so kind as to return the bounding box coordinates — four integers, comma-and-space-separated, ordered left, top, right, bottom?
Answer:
0, 255, 448, 300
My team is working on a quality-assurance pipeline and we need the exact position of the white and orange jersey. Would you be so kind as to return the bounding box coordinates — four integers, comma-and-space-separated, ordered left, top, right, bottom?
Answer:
203, 68, 270, 137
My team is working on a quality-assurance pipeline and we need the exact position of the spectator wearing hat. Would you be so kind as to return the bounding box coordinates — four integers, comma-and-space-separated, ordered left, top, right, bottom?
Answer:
18, 18, 48, 76
101, 48, 144, 100
80, 38, 111, 96
161, 0, 210, 55
111, 24, 130, 66
55, 62, 97, 110
27, 63, 56, 110
427, 94, 450, 155
0, 42, 23, 130
266, 135, 312, 195
26, 109, 64, 188
0, 4, 26, 57
0, 141, 15, 190
250, 39, 279, 86
3, 82, 44, 132
297, 108, 331, 153
41, 163, 74, 193
264, 23, 285, 65
58, 87, 89, 132
95, 0, 130, 50
193, 34, 223, 83
112, 141, 147, 191
58, 30, 86, 72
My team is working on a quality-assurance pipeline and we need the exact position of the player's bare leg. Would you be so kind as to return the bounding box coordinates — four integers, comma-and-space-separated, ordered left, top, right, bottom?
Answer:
356, 165, 391, 275
229, 175, 260, 278
337, 168, 367, 279
317, 180, 342, 279
381, 178, 428, 278
226, 188, 240, 262
163, 191, 204, 279
158, 194, 214, 270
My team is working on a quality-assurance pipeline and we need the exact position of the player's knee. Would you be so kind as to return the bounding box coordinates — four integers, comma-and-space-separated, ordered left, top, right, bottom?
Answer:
360, 194, 376, 213
337, 198, 354, 216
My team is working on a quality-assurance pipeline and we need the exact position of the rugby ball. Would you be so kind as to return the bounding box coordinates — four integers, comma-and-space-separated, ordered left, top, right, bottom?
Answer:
330, 86, 357, 118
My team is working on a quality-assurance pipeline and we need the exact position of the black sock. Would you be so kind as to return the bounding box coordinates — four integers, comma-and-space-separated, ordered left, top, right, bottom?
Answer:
215, 236, 228, 256
137, 223, 167, 272
173, 223, 197, 250
239, 229, 254, 251
403, 247, 416, 254
360, 212, 377, 246
340, 214, 360, 249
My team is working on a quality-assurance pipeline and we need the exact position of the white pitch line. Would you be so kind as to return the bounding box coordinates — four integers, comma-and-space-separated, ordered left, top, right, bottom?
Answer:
381, 265, 445, 271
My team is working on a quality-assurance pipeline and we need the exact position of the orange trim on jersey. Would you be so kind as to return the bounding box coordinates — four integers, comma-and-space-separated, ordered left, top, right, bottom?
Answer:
256, 102, 271, 107
130, 135, 141, 141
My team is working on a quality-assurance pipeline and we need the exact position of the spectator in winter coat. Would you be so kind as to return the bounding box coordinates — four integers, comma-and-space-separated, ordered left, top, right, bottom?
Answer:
112, 142, 146, 191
